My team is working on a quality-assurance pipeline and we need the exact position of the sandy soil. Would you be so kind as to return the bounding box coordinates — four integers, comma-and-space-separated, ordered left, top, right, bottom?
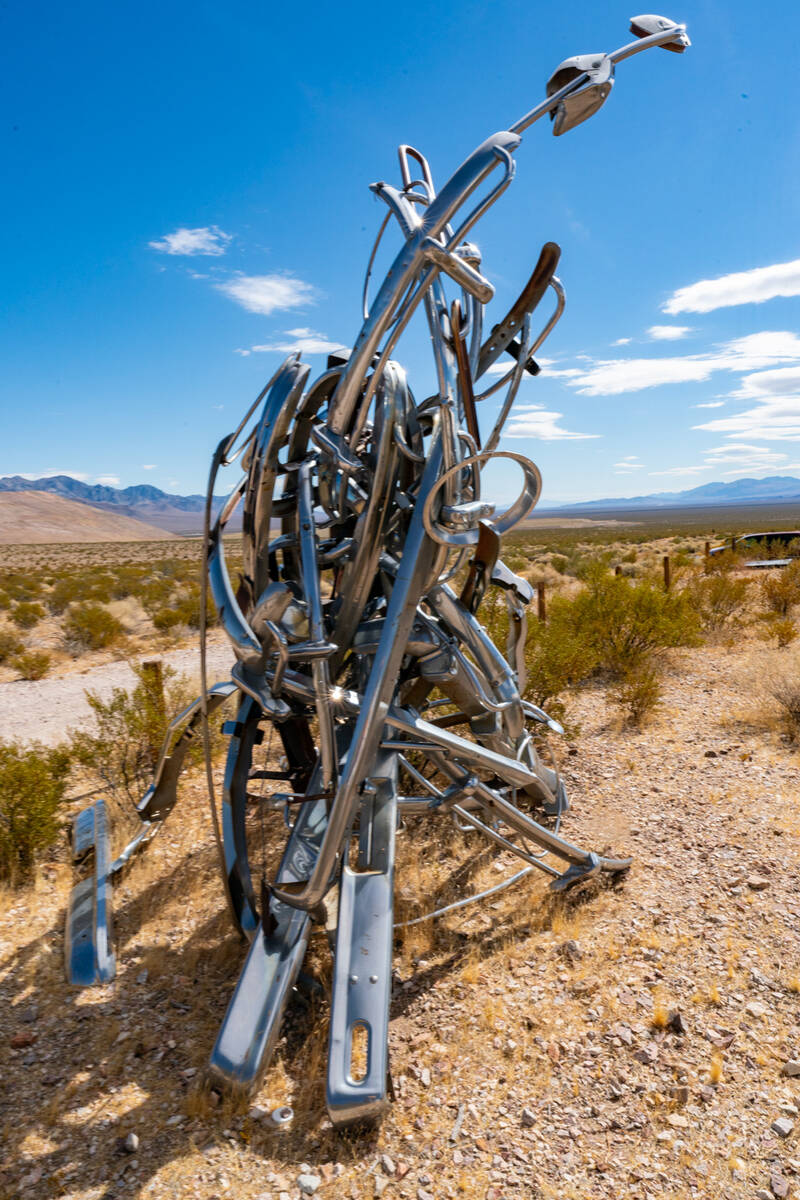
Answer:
1, 638, 799, 1200
0, 493, 176, 544
0, 642, 235, 745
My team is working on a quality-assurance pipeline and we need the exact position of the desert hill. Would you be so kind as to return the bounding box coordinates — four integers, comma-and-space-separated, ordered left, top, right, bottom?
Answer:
0, 491, 176, 544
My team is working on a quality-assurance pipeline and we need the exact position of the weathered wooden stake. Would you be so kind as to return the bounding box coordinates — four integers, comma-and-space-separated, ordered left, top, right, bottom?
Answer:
663, 555, 671, 590
614, 564, 622, 576
704, 540, 710, 558
537, 583, 546, 623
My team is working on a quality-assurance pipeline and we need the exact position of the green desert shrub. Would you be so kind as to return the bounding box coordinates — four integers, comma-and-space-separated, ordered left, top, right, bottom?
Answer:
13, 650, 51, 680
611, 659, 663, 727
762, 616, 798, 648
69, 662, 220, 803
64, 602, 124, 653
0, 742, 71, 882
0, 629, 24, 664
761, 561, 800, 617
686, 571, 749, 631
570, 561, 699, 675
11, 601, 45, 630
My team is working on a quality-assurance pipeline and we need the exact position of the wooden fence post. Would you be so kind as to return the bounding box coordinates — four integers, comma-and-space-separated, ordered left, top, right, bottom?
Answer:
663, 555, 671, 590
614, 565, 622, 576
537, 583, 547, 623
704, 540, 710, 558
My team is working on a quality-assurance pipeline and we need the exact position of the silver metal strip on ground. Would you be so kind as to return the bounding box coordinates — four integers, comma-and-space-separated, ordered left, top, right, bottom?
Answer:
65, 799, 116, 986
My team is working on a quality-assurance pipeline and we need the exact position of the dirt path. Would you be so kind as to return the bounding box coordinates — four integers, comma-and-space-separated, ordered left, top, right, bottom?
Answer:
0, 642, 235, 745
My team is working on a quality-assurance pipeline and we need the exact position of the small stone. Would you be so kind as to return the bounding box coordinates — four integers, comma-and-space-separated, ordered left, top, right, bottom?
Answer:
667, 1010, 686, 1036
374, 1178, 389, 1197
165, 1114, 184, 1127
21, 1005, 38, 1023
634, 1044, 659, 1066
380, 1155, 395, 1176
746, 1001, 768, 1019
771, 1117, 794, 1139
782, 1061, 800, 1078
671, 1085, 689, 1106
521, 1107, 536, 1128
297, 1175, 321, 1195
771, 1174, 789, 1199
136, 969, 149, 984
9, 1030, 37, 1049
418, 1191, 434, 1200
124, 1132, 139, 1153
756, 1190, 773, 1200
420, 1067, 431, 1087
748, 875, 770, 891
666, 1113, 689, 1128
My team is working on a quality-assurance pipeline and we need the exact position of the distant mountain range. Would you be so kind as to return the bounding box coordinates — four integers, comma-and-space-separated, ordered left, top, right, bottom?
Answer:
3, 472, 800, 533
0, 474, 230, 534
545, 475, 800, 513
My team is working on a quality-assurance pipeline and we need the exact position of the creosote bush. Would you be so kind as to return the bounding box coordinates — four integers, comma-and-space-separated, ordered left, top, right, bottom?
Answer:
611, 660, 663, 727
0, 741, 71, 882
762, 617, 798, 648
11, 601, 45, 630
69, 662, 221, 803
64, 602, 124, 653
761, 560, 800, 617
686, 572, 749, 632
13, 650, 51, 680
0, 628, 24, 664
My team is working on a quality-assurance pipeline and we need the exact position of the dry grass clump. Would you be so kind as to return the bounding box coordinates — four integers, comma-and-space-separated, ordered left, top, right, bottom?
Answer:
686, 571, 750, 632
0, 740, 71, 882
761, 616, 798, 648
611, 659, 663, 727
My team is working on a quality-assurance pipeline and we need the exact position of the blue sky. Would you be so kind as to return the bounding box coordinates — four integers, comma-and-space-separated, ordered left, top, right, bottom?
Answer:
3, 1, 800, 504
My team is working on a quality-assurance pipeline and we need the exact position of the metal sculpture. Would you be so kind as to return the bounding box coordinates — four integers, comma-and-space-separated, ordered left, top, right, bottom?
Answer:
66, 15, 690, 1126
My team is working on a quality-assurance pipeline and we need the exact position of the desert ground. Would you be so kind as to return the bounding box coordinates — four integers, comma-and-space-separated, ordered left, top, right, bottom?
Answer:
1, 521, 800, 1200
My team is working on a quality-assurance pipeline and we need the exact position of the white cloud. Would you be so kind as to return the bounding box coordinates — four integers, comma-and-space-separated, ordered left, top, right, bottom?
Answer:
95, 475, 120, 487
250, 329, 346, 355
216, 273, 315, 316
694, 401, 725, 409
149, 225, 232, 256
504, 409, 599, 441
566, 330, 800, 396
664, 258, 800, 314
233, 348, 251, 357
612, 337, 632, 346
647, 324, 692, 341
142, 464, 157, 470
613, 460, 643, 472
694, 399, 800, 442
648, 466, 709, 477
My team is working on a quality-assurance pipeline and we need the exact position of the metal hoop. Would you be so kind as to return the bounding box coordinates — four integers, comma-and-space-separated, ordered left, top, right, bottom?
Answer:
422, 450, 542, 547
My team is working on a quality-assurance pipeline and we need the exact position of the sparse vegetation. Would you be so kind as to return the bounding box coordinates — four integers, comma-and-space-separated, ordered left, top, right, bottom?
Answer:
687, 571, 750, 631
64, 601, 124, 652
761, 559, 800, 616
0, 740, 71, 881
12, 649, 51, 679
69, 661, 204, 802
10, 600, 45, 629
611, 659, 663, 727
0, 628, 24, 663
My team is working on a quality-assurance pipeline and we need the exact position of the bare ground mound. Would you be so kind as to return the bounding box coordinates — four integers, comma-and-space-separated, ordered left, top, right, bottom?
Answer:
0, 492, 176, 544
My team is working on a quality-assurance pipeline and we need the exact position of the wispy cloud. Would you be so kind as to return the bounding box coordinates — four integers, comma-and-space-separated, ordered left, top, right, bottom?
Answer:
249, 328, 346, 356
216, 274, 315, 316
664, 258, 800, 314
612, 337, 632, 346
142, 464, 157, 470
505, 406, 599, 441
566, 330, 800, 396
648, 466, 708, 477
95, 474, 120, 487
613, 456, 643, 474
648, 324, 692, 341
149, 225, 232, 256
694, 401, 725, 409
